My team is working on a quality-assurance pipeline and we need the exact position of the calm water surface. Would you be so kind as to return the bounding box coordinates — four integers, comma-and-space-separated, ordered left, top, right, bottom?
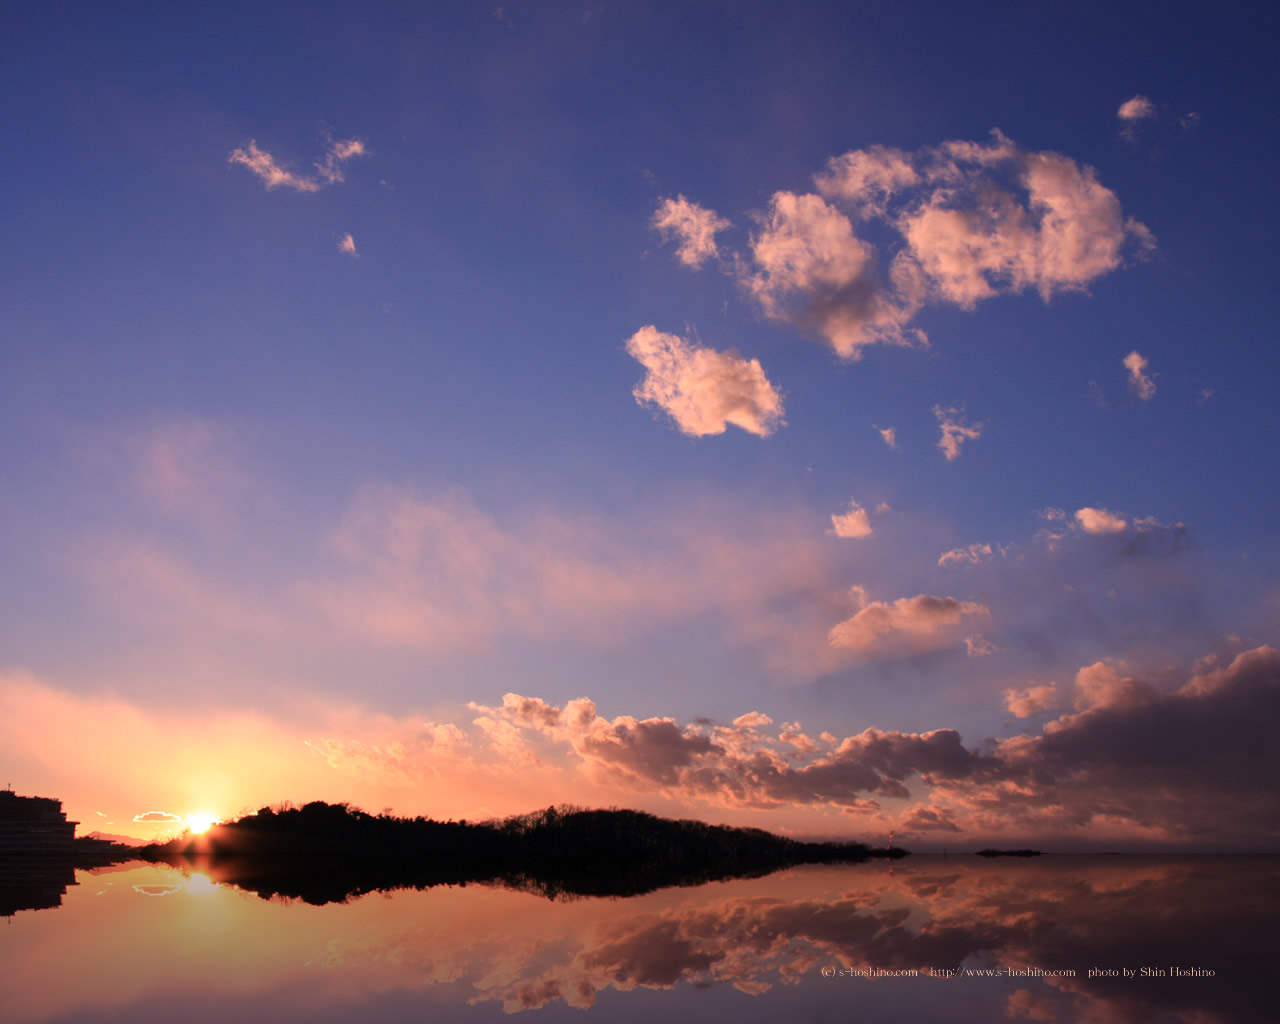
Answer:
3, 855, 1273, 1023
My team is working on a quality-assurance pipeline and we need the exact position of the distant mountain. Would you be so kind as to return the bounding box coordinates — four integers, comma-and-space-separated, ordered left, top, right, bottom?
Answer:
84, 831, 149, 847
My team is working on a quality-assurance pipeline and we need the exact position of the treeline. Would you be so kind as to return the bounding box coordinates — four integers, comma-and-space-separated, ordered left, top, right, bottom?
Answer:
138, 801, 907, 904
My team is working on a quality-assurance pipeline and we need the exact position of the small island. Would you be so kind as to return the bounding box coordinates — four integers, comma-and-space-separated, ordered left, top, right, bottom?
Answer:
138, 801, 909, 903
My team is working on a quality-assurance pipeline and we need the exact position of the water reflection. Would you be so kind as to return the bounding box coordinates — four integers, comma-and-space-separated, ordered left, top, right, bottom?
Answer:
1, 855, 1273, 1023
0, 859, 76, 917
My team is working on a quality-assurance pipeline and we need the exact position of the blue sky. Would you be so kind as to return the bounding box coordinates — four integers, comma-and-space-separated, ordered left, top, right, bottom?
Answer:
2, 1, 1278, 848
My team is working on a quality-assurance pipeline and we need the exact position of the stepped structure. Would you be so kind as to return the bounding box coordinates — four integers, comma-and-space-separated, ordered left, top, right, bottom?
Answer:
0, 789, 78, 859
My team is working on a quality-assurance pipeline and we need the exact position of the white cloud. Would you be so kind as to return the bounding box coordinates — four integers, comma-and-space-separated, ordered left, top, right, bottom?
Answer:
1073, 507, 1128, 535
132, 810, 182, 824
625, 325, 784, 437
828, 589, 989, 656
338, 233, 358, 257
652, 196, 731, 269
229, 137, 366, 193
933, 405, 983, 461
830, 500, 872, 539
1123, 350, 1156, 400
1117, 95, 1156, 122
938, 543, 993, 568
876, 426, 898, 450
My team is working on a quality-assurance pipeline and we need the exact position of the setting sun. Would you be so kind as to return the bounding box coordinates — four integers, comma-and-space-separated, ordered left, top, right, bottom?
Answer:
186, 813, 218, 834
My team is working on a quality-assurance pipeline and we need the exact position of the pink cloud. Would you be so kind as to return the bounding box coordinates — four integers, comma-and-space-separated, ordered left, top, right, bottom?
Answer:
301, 486, 846, 672
814, 144, 919, 217
1123, 349, 1156, 400
740, 190, 926, 359
829, 499, 872, 538
1074, 506, 1127, 535
1117, 95, 1156, 122
933, 405, 984, 461
938, 542, 993, 567
625, 325, 785, 437
228, 137, 365, 192
827, 589, 990, 657
124, 419, 256, 536
1004, 683, 1059, 718
652, 196, 730, 269
7, 645, 1275, 849
659, 132, 1151, 361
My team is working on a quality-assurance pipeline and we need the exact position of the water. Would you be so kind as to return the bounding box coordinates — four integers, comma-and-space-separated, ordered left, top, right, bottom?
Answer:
3, 854, 1273, 1023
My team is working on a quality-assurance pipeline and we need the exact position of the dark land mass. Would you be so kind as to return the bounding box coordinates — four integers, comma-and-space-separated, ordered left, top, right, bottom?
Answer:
137, 801, 908, 904
974, 848, 1043, 857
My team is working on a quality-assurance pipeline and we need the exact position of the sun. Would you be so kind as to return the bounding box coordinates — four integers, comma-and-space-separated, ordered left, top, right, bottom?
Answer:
186, 813, 218, 834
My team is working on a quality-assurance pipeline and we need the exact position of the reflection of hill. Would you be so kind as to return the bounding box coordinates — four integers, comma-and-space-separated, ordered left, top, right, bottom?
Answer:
459, 854, 1278, 1022
139, 802, 904, 904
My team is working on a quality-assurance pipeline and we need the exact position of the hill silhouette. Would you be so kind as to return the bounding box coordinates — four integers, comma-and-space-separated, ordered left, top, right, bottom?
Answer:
139, 801, 907, 904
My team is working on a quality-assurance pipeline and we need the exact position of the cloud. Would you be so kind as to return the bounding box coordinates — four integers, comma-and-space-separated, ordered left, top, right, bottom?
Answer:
965, 634, 997, 658
1004, 684, 1058, 718
876, 426, 898, 449
301, 485, 848, 674
933, 405, 983, 460
652, 196, 731, 269
898, 141, 1150, 306
12, 645, 1274, 849
473, 690, 1000, 809
829, 500, 872, 539
116, 418, 249, 530
474, 645, 1280, 849
228, 136, 366, 192
813, 144, 920, 218
828, 589, 990, 657
662, 132, 1152, 361
1036, 504, 1185, 555
1117, 95, 1156, 122
739, 191, 925, 359
938, 542, 992, 567
1073, 506, 1127, 535
1123, 349, 1156, 400
625, 325, 784, 437
338, 233, 358, 256
962, 646, 1280, 846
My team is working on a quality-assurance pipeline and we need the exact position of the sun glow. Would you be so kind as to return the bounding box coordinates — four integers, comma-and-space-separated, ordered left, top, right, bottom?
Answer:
186, 813, 218, 834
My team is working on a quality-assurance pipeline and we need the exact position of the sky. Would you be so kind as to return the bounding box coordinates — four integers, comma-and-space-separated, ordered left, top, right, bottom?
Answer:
2, 1, 1278, 850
